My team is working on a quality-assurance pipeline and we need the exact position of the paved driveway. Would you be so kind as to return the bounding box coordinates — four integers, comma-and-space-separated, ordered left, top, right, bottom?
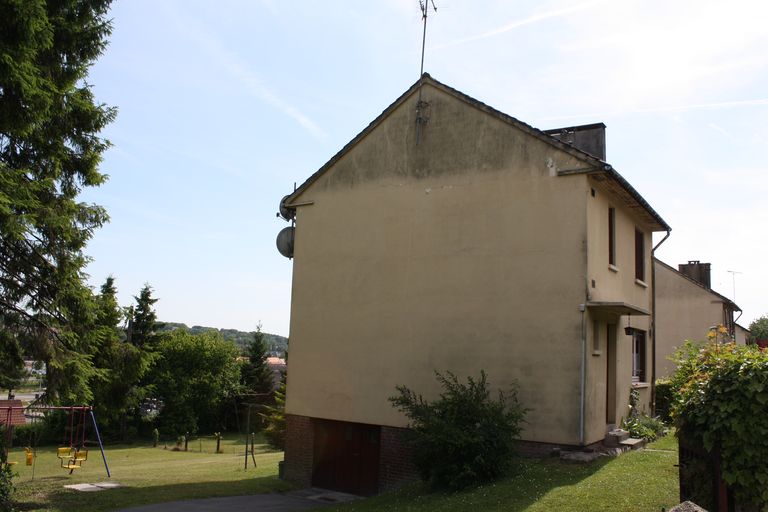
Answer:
117, 489, 359, 512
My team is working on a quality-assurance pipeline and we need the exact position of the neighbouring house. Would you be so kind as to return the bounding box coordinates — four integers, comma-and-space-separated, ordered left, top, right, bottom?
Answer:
735, 323, 750, 345
276, 74, 671, 495
267, 356, 286, 388
654, 259, 742, 379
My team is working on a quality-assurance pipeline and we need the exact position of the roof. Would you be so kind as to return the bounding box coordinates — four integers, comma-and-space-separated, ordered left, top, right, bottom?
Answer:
285, 73, 671, 232
0, 400, 26, 426
654, 258, 741, 311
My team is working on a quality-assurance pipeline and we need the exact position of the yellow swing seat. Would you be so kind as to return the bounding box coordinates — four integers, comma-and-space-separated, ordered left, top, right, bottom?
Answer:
57, 447, 73, 460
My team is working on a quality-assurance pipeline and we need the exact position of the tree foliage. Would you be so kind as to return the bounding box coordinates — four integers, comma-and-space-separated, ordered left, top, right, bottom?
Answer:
390, 371, 527, 490
127, 285, 160, 349
748, 314, 768, 346
240, 326, 274, 397
150, 330, 240, 435
671, 340, 768, 509
89, 277, 152, 439
0, 0, 115, 400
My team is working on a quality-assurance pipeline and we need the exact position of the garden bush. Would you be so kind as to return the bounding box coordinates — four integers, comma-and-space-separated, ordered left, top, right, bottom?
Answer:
0, 462, 15, 512
671, 340, 768, 510
621, 387, 665, 442
389, 371, 527, 490
653, 379, 673, 422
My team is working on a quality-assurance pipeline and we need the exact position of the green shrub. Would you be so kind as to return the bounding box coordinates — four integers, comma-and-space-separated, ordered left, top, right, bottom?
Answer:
621, 386, 665, 442
0, 462, 16, 512
389, 371, 527, 490
621, 414, 665, 442
671, 341, 768, 510
654, 379, 673, 422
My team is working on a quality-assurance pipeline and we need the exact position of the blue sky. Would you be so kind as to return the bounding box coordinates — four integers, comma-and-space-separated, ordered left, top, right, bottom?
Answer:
82, 0, 768, 335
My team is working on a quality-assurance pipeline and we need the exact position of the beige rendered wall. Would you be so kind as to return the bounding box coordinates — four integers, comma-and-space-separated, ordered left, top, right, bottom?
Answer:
285, 83, 593, 445
583, 176, 655, 442
654, 261, 727, 378
735, 324, 749, 345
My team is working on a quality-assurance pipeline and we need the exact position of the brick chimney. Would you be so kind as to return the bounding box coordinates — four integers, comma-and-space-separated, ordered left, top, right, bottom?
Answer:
678, 261, 711, 288
544, 123, 606, 160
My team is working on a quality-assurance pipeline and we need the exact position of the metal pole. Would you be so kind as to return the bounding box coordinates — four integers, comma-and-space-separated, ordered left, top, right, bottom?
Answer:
89, 410, 111, 478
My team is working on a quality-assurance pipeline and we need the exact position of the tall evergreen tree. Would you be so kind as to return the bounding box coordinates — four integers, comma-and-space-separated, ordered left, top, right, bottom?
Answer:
127, 285, 160, 349
0, 0, 116, 399
90, 276, 151, 439
240, 325, 274, 397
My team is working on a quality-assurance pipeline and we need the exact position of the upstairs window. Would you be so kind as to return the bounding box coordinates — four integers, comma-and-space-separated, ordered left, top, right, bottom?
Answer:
608, 208, 616, 266
634, 229, 645, 281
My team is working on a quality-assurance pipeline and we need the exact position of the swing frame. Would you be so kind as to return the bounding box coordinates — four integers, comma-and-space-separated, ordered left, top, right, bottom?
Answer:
0, 405, 111, 478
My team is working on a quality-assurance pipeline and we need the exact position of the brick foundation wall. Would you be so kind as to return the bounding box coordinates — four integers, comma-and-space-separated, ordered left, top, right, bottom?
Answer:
379, 426, 419, 492
516, 439, 603, 457
284, 414, 314, 487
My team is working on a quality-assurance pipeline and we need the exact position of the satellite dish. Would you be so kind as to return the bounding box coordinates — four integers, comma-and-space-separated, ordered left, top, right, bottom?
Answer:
278, 195, 295, 221
276, 226, 295, 258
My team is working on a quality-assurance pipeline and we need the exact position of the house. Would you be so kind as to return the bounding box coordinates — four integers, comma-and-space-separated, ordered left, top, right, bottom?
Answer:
276, 74, 671, 495
735, 323, 750, 345
654, 259, 742, 378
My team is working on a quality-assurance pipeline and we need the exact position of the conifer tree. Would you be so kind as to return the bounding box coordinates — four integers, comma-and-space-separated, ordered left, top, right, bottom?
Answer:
240, 325, 274, 397
127, 285, 160, 349
0, 0, 115, 399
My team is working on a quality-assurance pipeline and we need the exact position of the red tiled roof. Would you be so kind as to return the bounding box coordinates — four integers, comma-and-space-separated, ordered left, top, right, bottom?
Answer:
0, 400, 26, 426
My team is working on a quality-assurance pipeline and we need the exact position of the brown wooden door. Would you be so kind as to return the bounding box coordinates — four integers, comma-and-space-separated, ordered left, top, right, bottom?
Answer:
312, 419, 381, 496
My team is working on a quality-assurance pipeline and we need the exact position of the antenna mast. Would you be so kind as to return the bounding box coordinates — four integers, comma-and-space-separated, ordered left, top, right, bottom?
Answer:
416, 1, 436, 144
419, 0, 437, 77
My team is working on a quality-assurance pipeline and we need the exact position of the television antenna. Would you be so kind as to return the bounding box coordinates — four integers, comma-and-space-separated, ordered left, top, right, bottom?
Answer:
727, 270, 742, 302
416, 1, 437, 144
419, 0, 437, 76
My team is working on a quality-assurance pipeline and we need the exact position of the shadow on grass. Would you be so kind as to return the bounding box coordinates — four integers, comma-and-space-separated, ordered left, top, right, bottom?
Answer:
16, 475, 296, 512
327, 456, 612, 512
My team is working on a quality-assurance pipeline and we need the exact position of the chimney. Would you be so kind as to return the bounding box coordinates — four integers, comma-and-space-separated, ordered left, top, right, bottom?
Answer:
544, 123, 606, 160
678, 260, 711, 288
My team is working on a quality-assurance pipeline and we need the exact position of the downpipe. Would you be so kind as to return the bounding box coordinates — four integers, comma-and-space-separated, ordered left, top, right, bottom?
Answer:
579, 303, 586, 446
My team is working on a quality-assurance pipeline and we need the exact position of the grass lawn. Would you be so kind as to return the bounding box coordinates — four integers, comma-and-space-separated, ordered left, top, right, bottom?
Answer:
328, 434, 680, 512
7, 433, 680, 512
6, 435, 293, 511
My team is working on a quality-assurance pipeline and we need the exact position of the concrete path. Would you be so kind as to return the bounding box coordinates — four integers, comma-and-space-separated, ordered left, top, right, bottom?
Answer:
117, 489, 360, 512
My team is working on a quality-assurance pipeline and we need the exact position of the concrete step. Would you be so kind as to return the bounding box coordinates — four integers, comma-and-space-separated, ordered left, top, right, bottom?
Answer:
603, 428, 630, 447
619, 437, 646, 450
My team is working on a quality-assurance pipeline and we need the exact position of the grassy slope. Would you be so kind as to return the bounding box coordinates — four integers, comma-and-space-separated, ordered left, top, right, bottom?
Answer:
7, 436, 292, 512
329, 436, 679, 512
8, 434, 680, 512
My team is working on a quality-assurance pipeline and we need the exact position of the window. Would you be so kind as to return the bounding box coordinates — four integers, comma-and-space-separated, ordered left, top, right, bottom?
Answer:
632, 330, 646, 383
608, 208, 616, 266
634, 229, 645, 281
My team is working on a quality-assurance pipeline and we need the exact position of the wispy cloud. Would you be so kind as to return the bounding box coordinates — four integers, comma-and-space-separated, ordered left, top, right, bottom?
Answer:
540, 97, 768, 123
165, 5, 326, 140
433, 1, 605, 50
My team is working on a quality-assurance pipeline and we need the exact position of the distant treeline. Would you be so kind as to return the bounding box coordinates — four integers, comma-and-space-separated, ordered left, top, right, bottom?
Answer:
158, 322, 288, 355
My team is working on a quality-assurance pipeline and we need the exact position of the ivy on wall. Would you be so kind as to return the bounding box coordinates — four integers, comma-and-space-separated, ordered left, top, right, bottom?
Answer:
671, 339, 768, 509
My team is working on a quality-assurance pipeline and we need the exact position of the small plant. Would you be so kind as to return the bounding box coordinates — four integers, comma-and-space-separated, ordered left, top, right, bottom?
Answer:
152, 428, 160, 448
0, 462, 16, 512
389, 370, 527, 490
621, 414, 665, 442
622, 386, 665, 442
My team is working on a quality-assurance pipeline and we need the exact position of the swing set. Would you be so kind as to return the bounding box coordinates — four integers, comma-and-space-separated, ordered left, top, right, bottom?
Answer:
1, 404, 110, 478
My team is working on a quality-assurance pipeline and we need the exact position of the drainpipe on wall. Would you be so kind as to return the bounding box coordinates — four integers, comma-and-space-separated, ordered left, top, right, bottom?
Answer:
579, 303, 586, 446
650, 230, 671, 414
